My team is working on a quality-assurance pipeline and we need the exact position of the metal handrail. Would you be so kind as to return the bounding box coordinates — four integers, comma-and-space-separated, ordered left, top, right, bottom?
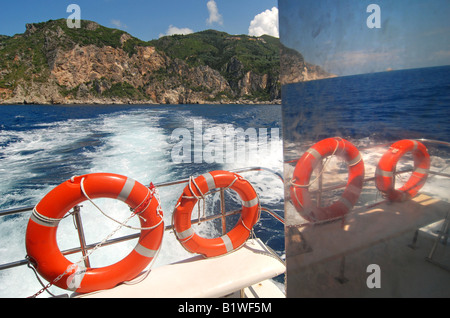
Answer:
286, 138, 450, 163
287, 138, 450, 192
0, 167, 285, 272
286, 138, 450, 212
309, 169, 450, 195
2, 138, 449, 271
285, 138, 450, 210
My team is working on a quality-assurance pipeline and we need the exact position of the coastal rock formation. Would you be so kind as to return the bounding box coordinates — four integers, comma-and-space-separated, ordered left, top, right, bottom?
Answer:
0, 19, 333, 105
280, 46, 336, 85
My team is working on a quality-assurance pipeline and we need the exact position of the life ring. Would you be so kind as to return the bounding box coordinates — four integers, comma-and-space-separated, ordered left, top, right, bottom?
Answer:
25, 173, 164, 294
290, 137, 365, 222
376, 139, 430, 202
173, 170, 260, 258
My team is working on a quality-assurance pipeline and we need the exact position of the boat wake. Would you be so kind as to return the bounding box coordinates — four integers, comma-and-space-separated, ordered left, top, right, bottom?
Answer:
0, 106, 284, 297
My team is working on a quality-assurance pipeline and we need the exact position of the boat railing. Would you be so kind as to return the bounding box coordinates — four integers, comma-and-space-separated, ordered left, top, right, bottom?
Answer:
2, 139, 449, 272
286, 138, 450, 209
0, 166, 285, 272
285, 138, 450, 275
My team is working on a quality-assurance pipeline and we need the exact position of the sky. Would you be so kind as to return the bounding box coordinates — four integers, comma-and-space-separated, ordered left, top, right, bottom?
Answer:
0, 0, 279, 40
279, 0, 450, 76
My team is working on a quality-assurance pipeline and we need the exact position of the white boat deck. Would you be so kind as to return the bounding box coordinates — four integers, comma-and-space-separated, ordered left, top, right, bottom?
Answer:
75, 238, 285, 298
286, 194, 450, 297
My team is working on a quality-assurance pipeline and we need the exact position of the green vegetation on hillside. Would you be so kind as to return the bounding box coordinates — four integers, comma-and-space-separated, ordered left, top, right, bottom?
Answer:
0, 19, 285, 103
150, 30, 280, 79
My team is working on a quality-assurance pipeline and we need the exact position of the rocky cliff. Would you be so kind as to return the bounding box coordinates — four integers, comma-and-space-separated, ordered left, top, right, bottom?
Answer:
280, 46, 336, 85
0, 19, 333, 105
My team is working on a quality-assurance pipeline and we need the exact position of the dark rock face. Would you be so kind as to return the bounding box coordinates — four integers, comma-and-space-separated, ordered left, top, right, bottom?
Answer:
1, 19, 334, 105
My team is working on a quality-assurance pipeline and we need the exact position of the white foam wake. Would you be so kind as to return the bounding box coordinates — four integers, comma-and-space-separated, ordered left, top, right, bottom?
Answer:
0, 107, 284, 297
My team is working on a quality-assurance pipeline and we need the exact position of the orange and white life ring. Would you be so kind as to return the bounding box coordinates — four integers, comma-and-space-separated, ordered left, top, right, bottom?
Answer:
25, 173, 164, 294
290, 137, 365, 222
376, 139, 430, 202
173, 170, 260, 258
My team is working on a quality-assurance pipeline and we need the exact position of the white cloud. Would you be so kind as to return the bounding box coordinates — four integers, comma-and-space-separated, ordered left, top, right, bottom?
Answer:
159, 25, 194, 38
248, 7, 279, 38
206, 0, 223, 26
111, 19, 128, 29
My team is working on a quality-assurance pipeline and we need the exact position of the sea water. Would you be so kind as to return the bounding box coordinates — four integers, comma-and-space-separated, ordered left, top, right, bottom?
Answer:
1, 65, 448, 297
0, 104, 284, 297
282, 65, 450, 297
282, 66, 450, 210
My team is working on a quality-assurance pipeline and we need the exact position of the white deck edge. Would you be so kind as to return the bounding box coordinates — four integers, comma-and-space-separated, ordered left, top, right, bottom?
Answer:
74, 238, 285, 298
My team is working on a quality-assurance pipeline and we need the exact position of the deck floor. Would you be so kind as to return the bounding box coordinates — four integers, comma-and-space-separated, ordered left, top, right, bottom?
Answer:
285, 194, 450, 297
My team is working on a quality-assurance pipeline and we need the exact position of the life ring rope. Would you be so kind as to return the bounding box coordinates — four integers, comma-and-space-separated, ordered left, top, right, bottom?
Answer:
29, 176, 164, 298
289, 137, 365, 222
183, 174, 260, 232
174, 174, 242, 223
181, 174, 240, 200
26, 173, 165, 295
173, 170, 260, 258
79, 176, 163, 231
375, 139, 430, 201
289, 137, 342, 211
76, 179, 164, 268
289, 137, 341, 190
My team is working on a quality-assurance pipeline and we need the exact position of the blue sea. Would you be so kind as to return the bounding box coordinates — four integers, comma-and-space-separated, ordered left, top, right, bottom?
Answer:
0, 104, 284, 297
1, 65, 449, 297
283, 65, 450, 150
282, 65, 450, 298
282, 65, 450, 216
